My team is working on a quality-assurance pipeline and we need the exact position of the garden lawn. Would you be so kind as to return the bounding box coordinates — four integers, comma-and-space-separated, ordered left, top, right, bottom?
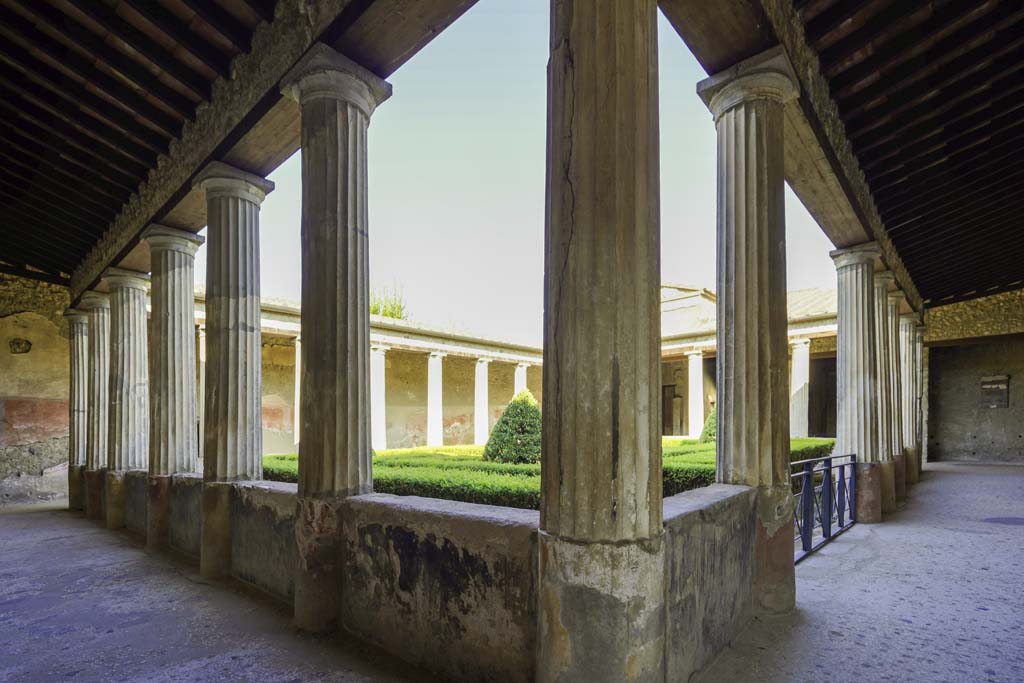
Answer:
263, 437, 834, 511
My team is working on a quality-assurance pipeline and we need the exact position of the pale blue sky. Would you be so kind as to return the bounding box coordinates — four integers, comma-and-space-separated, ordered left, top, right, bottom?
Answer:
196, 1, 837, 346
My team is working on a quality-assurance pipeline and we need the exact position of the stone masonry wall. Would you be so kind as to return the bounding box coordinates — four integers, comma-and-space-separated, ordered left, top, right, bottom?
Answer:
924, 290, 1024, 343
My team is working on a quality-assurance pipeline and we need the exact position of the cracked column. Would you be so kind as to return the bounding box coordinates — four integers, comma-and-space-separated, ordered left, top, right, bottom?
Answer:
426, 352, 445, 447
789, 339, 811, 439
538, 2, 665, 679
64, 308, 89, 511
831, 244, 881, 522
513, 362, 528, 396
281, 43, 391, 631
888, 291, 907, 501
194, 160, 274, 579
371, 346, 388, 451
473, 358, 490, 445
80, 291, 109, 521
900, 312, 920, 485
686, 350, 705, 438
698, 47, 798, 615
873, 272, 896, 513
102, 267, 150, 530
143, 226, 203, 550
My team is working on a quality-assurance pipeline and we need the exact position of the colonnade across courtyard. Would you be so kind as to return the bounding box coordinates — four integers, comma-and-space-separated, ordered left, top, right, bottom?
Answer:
58, 11, 930, 680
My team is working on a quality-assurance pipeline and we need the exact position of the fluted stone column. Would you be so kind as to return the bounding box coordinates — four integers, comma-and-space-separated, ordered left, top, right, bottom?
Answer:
64, 309, 89, 511
831, 244, 881, 522
789, 339, 811, 439
685, 351, 705, 438
538, 2, 664, 679
102, 267, 150, 530
916, 324, 927, 472
426, 352, 445, 447
371, 346, 388, 451
143, 225, 203, 549
292, 336, 301, 446
194, 160, 273, 579
698, 47, 798, 615
473, 358, 490, 445
196, 325, 206, 463
513, 362, 528, 396
80, 291, 109, 521
888, 291, 907, 501
281, 43, 391, 631
873, 272, 896, 513
900, 313, 920, 485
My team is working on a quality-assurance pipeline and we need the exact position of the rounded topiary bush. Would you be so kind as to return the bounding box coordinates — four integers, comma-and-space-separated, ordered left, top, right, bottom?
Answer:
483, 390, 542, 464
698, 409, 716, 443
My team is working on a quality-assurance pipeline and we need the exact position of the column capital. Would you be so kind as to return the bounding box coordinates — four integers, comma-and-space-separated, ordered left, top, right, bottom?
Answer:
371, 344, 390, 354
101, 267, 150, 291
281, 43, 392, 116
900, 312, 921, 323
79, 291, 110, 309
697, 46, 798, 119
873, 271, 896, 286
476, 357, 492, 365
63, 308, 89, 324
915, 324, 927, 336
684, 349, 704, 358
194, 161, 275, 206
887, 291, 907, 306
789, 337, 811, 349
429, 351, 447, 360
143, 224, 205, 256
830, 241, 879, 269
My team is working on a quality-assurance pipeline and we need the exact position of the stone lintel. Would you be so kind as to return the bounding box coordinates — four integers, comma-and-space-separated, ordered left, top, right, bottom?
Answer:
830, 241, 879, 269
142, 224, 205, 254
696, 45, 798, 117
193, 161, 275, 206
101, 267, 150, 291
280, 42, 393, 115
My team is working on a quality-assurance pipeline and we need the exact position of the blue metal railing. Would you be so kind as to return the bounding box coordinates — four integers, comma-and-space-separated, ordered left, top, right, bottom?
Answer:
791, 453, 856, 563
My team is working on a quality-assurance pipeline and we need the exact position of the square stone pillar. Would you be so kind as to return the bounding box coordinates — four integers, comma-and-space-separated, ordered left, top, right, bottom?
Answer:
789, 339, 811, 439
143, 226, 204, 550
900, 312, 920, 485
873, 272, 897, 513
685, 350, 705, 438
64, 308, 89, 511
281, 43, 391, 632
426, 351, 445, 446
887, 291, 907, 502
831, 243, 881, 523
538, 2, 664, 679
102, 267, 151, 530
80, 291, 110, 521
698, 47, 798, 615
473, 358, 490, 445
371, 345, 388, 450
194, 160, 274, 579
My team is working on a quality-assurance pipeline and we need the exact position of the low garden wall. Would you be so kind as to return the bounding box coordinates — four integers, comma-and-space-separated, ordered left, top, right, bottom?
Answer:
124, 470, 148, 536
169, 473, 202, 558
230, 481, 297, 604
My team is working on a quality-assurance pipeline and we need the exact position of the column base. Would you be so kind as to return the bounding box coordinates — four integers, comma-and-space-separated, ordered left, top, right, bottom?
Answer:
537, 531, 665, 682
894, 453, 907, 502
880, 460, 896, 514
294, 496, 344, 632
754, 486, 796, 615
905, 446, 920, 486
200, 482, 233, 578
854, 462, 882, 524
68, 465, 85, 511
84, 469, 105, 520
146, 475, 172, 551
105, 470, 127, 529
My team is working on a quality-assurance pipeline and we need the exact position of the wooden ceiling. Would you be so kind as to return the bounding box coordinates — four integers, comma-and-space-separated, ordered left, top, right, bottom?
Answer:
797, 0, 1024, 306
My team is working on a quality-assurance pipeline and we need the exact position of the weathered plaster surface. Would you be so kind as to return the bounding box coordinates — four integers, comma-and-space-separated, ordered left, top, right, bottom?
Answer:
341, 494, 538, 682
169, 473, 203, 558
125, 470, 148, 536
261, 340, 295, 454
924, 290, 1024, 343
231, 481, 298, 603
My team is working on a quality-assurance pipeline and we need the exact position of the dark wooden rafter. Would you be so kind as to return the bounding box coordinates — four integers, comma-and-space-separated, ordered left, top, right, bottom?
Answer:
241, 0, 276, 24
0, 261, 70, 287
120, 0, 231, 78
180, 0, 252, 52
0, 175, 109, 239
0, 189, 105, 244
0, 146, 125, 215
883, 163, 1024, 230
0, 167, 110, 225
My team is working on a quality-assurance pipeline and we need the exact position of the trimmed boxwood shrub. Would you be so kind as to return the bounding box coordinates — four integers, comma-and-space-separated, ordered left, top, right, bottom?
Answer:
663, 461, 716, 497
698, 410, 716, 443
483, 390, 542, 464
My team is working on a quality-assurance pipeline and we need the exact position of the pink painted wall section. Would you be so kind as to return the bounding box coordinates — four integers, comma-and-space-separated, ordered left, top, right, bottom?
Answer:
0, 398, 69, 448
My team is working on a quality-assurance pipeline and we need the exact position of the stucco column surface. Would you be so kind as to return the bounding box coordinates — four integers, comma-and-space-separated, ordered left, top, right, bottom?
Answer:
80, 291, 109, 521
916, 324, 927, 470
143, 225, 203, 549
426, 352, 445, 447
789, 339, 811, 439
698, 47, 798, 615
371, 345, 388, 451
900, 313, 920, 485
888, 292, 907, 501
686, 350, 705, 438
281, 43, 392, 632
873, 272, 897, 513
513, 362, 528, 396
196, 325, 206, 462
194, 160, 273, 579
830, 244, 881, 522
64, 308, 89, 511
293, 336, 301, 446
473, 358, 490, 445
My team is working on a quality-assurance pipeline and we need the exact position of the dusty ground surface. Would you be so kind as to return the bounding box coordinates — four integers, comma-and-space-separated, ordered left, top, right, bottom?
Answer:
696, 462, 1024, 683
0, 503, 434, 683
